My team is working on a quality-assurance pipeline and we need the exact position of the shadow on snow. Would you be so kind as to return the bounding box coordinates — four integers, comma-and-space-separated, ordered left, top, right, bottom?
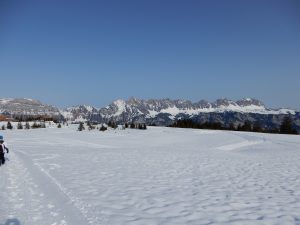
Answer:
1, 218, 21, 225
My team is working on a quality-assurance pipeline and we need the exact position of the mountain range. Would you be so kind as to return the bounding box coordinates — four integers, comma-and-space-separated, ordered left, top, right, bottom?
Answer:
1, 97, 299, 130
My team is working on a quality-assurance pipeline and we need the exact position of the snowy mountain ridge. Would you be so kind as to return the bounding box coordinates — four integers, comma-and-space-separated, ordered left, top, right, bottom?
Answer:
63, 97, 296, 121
60, 97, 300, 132
1, 97, 299, 130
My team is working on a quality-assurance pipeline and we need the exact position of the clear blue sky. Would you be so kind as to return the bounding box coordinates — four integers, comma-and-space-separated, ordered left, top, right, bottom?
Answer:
0, 0, 299, 109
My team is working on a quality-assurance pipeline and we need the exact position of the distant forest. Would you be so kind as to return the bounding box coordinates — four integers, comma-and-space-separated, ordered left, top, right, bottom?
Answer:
169, 117, 298, 135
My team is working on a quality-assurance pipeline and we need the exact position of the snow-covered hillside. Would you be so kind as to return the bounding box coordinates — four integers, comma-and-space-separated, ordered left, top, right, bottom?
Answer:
0, 98, 60, 116
1, 127, 300, 225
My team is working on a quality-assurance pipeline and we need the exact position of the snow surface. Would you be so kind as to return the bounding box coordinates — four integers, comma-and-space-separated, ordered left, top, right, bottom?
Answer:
1, 127, 300, 225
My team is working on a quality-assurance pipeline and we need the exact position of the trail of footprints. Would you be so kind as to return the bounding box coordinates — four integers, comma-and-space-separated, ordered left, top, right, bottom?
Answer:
1, 153, 67, 225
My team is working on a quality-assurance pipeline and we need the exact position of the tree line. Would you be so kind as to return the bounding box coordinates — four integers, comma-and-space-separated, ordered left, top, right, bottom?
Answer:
1, 121, 48, 130
77, 121, 147, 131
13, 115, 61, 123
169, 116, 298, 135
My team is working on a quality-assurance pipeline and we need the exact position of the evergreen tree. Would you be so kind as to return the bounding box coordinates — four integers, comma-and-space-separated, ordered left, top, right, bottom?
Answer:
99, 125, 107, 131
108, 121, 117, 129
78, 122, 85, 131
87, 121, 95, 130
280, 116, 298, 134
2, 125, 6, 130
137, 124, 147, 130
25, 122, 30, 129
7, 121, 13, 130
252, 122, 263, 132
31, 122, 40, 129
17, 122, 23, 129
86, 121, 91, 127
57, 123, 62, 128
241, 121, 252, 131
237, 124, 242, 131
228, 123, 235, 131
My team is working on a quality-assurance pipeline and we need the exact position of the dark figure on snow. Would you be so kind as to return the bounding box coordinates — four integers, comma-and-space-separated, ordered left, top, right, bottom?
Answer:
0, 135, 9, 166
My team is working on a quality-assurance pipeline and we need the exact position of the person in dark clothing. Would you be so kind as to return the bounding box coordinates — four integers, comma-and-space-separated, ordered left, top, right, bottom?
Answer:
0, 143, 5, 165
0, 136, 9, 166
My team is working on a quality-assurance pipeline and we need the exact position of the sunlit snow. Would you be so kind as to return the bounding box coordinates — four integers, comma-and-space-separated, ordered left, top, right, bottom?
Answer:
1, 126, 300, 225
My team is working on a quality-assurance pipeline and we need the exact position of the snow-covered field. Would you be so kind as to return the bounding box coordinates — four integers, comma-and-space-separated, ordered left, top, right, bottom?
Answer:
1, 126, 300, 225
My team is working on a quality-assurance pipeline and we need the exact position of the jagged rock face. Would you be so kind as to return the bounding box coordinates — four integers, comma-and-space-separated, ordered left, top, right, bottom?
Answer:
194, 100, 211, 109
1, 97, 299, 131
98, 98, 280, 118
236, 98, 264, 107
62, 105, 99, 121
62, 98, 299, 130
0, 98, 60, 116
213, 98, 237, 107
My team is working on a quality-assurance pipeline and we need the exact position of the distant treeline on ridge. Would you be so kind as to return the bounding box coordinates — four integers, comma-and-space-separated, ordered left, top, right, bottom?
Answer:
169, 117, 298, 135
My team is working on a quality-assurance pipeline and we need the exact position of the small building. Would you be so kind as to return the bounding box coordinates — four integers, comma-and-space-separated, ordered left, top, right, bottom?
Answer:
0, 115, 11, 121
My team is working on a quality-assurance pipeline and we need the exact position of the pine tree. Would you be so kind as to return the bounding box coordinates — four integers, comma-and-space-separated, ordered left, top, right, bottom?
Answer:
17, 122, 23, 129
237, 124, 242, 131
280, 116, 298, 134
57, 123, 62, 128
241, 121, 252, 131
31, 122, 40, 129
7, 121, 13, 130
87, 121, 91, 127
252, 122, 263, 132
87, 121, 95, 130
99, 125, 107, 131
2, 125, 6, 130
228, 123, 235, 131
108, 121, 117, 129
25, 122, 30, 129
78, 122, 85, 131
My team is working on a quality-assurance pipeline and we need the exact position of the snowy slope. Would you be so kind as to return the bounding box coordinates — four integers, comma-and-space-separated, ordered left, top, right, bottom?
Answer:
1, 127, 300, 225
0, 98, 61, 116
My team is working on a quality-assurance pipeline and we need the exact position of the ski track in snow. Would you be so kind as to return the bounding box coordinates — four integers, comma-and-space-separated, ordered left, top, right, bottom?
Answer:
0, 152, 70, 225
1, 127, 300, 225
16, 150, 93, 225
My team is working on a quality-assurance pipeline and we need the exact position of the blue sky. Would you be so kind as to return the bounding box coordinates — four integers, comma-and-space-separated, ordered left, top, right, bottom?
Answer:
0, 0, 299, 108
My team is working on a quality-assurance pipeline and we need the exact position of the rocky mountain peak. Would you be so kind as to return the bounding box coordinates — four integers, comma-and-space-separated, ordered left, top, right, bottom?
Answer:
236, 98, 265, 107
213, 98, 237, 107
